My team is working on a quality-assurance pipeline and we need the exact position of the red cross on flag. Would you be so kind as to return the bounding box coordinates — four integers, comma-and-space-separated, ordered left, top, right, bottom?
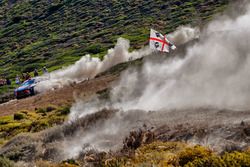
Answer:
149, 29, 176, 53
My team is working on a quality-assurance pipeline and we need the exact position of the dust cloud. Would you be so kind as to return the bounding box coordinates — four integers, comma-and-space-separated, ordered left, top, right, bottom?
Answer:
62, 1, 250, 159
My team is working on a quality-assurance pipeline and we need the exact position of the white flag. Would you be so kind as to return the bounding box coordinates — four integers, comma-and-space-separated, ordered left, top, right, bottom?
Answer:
149, 29, 176, 52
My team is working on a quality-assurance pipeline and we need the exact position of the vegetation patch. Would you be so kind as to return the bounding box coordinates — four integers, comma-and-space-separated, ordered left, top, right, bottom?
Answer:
0, 156, 14, 167
0, 0, 230, 95
13, 113, 25, 120
0, 105, 70, 146
57, 106, 71, 116
24, 141, 250, 167
104, 142, 250, 167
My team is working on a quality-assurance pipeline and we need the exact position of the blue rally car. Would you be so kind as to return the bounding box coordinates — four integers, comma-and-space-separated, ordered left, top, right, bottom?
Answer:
14, 79, 36, 99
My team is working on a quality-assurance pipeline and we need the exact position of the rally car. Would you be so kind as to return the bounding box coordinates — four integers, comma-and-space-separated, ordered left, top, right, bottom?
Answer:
14, 79, 36, 99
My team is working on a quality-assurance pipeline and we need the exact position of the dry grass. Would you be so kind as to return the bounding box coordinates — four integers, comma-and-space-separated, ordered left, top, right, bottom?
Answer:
0, 105, 68, 146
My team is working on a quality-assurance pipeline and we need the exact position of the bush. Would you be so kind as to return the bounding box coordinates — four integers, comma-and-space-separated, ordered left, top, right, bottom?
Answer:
58, 106, 70, 115
13, 113, 25, 120
30, 120, 50, 132
62, 159, 79, 166
48, 3, 63, 14
185, 151, 250, 167
11, 16, 23, 24
85, 44, 105, 54
185, 156, 225, 167
46, 105, 56, 112
0, 157, 14, 167
178, 145, 212, 166
121, 142, 186, 166
222, 151, 250, 166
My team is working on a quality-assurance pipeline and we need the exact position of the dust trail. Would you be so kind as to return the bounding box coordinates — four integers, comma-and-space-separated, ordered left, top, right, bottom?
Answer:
63, 108, 250, 159
68, 26, 200, 120
111, 3, 250, 111
63, 26, 200, 158
36, 25, 199, 92
61, 1, 250, 159
36, 38, 152, 92
167, 26, 200, 45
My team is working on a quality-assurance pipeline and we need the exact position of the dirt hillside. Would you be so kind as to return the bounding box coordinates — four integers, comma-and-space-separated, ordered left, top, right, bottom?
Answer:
0, 74, 117, 117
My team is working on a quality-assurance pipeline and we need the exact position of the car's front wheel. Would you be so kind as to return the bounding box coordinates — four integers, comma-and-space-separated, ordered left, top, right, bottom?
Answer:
16, 96, 21, 100
30, 88, 35, 96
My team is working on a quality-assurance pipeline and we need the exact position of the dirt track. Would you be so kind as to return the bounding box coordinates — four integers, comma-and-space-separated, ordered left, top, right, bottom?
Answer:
0, 74, 118, 117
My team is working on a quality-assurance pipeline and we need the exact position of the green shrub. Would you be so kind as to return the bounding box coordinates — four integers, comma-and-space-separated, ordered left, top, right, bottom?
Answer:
185, 151, 250, 167
85, 44, 105, 54
178, 145, 213, 166
48, 3, 63, 14
30, 120, 49, 132
36, 108, 46, 114
58, 106, 71, 115
184, 156, 225, 167
11, 16, 23, 24
222, 151, 250, 166
22, 63, 41, 73
0, 156, 14, 167
13, 113, 25, 120
62, 159, 79, 165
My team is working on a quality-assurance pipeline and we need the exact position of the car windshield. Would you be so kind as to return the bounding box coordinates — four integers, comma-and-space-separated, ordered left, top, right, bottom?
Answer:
21, 79, 35, 86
